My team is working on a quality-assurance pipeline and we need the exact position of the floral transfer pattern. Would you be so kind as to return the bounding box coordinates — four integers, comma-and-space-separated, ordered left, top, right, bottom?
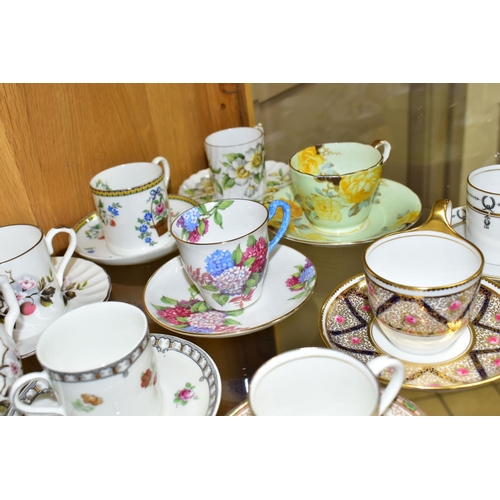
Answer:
72, 393, 103, 412
135, 186, 169, 246
98, 199, 121, 226
174, 382, 198, 407
141, 362, 158, 388
152, 284, 244, 333
286, 259, 316, 300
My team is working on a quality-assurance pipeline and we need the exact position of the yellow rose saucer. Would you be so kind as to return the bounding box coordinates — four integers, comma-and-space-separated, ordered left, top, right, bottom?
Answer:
268, 179, 422, 246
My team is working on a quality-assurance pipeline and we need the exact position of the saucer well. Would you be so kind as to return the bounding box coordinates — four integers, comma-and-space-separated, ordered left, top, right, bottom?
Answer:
320, 274, 500, 391
18, 256, 112, 359
178, 160, 292, 205
267, 178, 422, 246
451, 206, 500, 280
226, 392, 427, 416
8, 333, 221, 416
73, 195, 197, 266
144, 244, 317, 339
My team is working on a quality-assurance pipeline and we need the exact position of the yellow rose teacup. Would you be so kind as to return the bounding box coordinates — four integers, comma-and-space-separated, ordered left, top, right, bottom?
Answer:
289, 141, 390, 234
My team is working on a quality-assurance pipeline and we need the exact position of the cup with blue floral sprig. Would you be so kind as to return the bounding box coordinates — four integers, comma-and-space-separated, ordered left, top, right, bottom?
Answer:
171, 199, 291, 311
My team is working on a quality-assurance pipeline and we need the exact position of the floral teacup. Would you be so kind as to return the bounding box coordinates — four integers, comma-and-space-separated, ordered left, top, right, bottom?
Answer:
289, 140, 390, 234
171, 199, 291, 311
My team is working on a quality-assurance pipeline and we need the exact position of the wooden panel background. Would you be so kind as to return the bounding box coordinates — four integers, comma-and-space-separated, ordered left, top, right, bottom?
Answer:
0, 83, 253, 253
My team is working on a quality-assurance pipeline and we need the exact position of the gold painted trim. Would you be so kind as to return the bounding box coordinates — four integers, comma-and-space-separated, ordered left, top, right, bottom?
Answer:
466, 202, 500, 218
90, 172, 164, 197
467, 166, 500, 196
0, 224, 44, 264
204, 127, 263, 148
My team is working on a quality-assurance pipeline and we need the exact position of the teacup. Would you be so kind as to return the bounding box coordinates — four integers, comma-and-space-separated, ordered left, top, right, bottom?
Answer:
363, 199, 484, 356
466, 164, 500, 265
0, 275, 22, 415
248, 347, 404, 416
170, 199, 291, 311
0, 224, 77, 344
90, 157, 171, 256
204, 125, 266, 200
9, 302, 163, 416
288, 140, 391, 234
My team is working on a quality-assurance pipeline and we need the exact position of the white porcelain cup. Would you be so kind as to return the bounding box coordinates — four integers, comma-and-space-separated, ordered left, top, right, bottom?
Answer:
363, 199, 484, 355
0, 224, 77, 345
466, 164, 500, 265
170, 199, 291, 311
205, 125, 266, 200
9, 302, 163, 416
249, 347, 404, 416
90, 157, 171, 256
0, 275, 23, 415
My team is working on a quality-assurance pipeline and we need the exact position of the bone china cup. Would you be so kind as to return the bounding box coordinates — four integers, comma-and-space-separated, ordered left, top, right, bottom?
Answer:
249, 347, 404, 416
90, 156, 171, 256
363, 199, 484, 356
466, 164, 500, 266
171, 199, 291, 312
9, 302, 163, 416
0, 224, 77, 343
288, 140, 390, 234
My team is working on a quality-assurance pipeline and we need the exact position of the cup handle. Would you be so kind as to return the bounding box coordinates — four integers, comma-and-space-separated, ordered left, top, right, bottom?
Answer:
254, 123, 264, 135
366, 355, 404, 416
45, 227, 77, 286
152, 156, 171, 190
267, 200, 291, 253
9, 371, 66, 416
372, 140, 391, 164
0, 275, 20, 339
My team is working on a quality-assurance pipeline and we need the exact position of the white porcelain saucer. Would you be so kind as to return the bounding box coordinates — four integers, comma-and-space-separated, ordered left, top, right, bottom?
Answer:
17, 256, 112, 358
8, 333, 221, 416
73, 195, 197, 266
267, 178, 422, 246
320, 273, 500, 391
226, 391, 427, 416
451, 206, 500, 280
144, 244, 317, 339
178, 160, 291, 205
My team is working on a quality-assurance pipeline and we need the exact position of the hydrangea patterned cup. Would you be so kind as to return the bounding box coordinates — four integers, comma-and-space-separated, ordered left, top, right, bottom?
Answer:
90, 157, 171, 256
171, 199, 291, 312
9, 302, 163, 416
0, 275, 22, 415
204, 125, 266, 200
0, 224, 77, 344
289, 140, 390, 234
466, 164, 500, 265
249, 347, 404, 416
363, 199, 484, 356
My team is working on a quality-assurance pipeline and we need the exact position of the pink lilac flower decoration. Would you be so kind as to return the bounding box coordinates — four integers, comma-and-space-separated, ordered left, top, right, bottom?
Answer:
157, 305, 191, 325
18, 277, 36, 291
488, 336, 499, 345
449, 300, 462, 311
351, 337, 360, 344
496, 313, 500, 321
494, 359, 500, 367
368, 283, 375, 294
405, 315, 417, 324
456, 368, 469, 376
334, 315, 344, 324
361, 304, 371, 312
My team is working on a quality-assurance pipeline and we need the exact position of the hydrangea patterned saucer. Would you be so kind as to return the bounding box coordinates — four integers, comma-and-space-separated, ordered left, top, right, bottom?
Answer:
8, 333, 221, 416
18, 256, 112, 359
143, 244, 317, 339
178, 160, 291, 204
267, 179, 422, 246
450, 206, 500, 280
320, 274, 500, 391
226, 392, 427, 416
73, 195, 197, 266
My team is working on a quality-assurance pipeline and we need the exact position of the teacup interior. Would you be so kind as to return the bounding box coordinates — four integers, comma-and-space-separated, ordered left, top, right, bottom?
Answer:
205, 127, 262, 148
90, 163, 163, 191
172, 200, 268, 243
366, 231, 482, 286
36, 302, 147, 372
0, 225, 42, 263
251, 356, 378, 416
469, 166, 500, 193
290, 142, 382, 175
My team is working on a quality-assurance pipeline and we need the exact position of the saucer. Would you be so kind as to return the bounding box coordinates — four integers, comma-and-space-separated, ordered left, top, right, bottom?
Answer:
144, 244, 317, 339
451, 206, 500, 280
17, 256, 112, 358
319, 273, 500, 391
8, 333, 221, 416
267, 178, 422, 246
178, 160, 292, 205
73, 195, 197, 266
226, 392, 427, 416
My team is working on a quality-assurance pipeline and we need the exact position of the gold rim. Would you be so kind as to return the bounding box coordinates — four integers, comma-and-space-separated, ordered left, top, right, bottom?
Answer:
466, 201, 500, 218
467, 165, 500, 196
90, 172, 164, 197
204, 127, 263, 148
0, 224, 44, 264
